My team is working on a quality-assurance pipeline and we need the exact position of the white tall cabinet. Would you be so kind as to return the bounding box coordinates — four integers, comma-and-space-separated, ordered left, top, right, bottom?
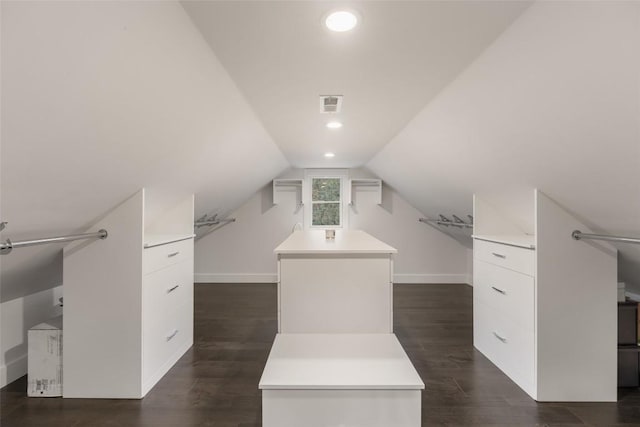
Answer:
63, 189, 194, 398
473, 189, 617, 402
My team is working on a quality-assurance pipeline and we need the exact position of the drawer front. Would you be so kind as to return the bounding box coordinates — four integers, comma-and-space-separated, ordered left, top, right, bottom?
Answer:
143, 260, 193, 325
474, 239, 535, 276
473, 259, 534, 330
143, 301, 193, 380
143, 239, 193, 275
474, 302, 534, 393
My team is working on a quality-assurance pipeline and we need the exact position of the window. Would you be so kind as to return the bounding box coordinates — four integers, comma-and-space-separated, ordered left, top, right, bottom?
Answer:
311, 177, 341, 227
303, 169, 348, 229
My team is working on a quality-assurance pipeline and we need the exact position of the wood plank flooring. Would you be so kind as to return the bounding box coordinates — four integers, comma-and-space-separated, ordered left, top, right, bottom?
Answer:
2, 283, 640, 426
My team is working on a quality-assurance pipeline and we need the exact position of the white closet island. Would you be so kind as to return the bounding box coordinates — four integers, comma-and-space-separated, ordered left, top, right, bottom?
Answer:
261, 230, 424, 427
260, 334, 423, 427
274, 229, 396, 333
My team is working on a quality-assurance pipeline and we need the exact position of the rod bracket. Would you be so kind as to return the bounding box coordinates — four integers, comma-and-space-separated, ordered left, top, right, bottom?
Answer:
0, 239, 13, 255
0, 222, 7, 232
98, 229, 108, 239
572, 230, 582, 241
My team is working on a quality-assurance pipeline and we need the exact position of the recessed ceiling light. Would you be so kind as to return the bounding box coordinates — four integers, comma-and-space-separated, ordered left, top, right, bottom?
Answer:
325, 10, 358, 32
326, 121, 343, 129
324, 152, 336, 158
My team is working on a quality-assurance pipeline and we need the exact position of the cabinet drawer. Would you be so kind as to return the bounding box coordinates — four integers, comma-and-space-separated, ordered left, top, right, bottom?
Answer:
474, 239, 535, 276
143, 238, 193, 275
143, 301, 193, 381
143, 260, 193, 324
474, 302, 534, 393
473, 259, 534, 330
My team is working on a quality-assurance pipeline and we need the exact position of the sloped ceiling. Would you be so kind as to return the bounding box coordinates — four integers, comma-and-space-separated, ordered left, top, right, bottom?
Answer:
2, 0, 639, 297
181, 0, 532, 167
0, 1, 288, 299
367, 1, 640, 289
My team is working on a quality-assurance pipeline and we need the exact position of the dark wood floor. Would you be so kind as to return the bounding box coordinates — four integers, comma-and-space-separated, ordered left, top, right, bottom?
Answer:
2, 283, 640, 426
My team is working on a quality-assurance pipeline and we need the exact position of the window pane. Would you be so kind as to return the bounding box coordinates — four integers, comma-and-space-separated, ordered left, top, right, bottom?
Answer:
312, 203, 340, 226
312, 178, 340, 202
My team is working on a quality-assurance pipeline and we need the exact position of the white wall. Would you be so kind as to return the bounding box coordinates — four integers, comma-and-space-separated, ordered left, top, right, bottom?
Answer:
367, 1, 640, 290
195, 182, 302, 283
0, 1, 288, 385
195, 170, 469, 284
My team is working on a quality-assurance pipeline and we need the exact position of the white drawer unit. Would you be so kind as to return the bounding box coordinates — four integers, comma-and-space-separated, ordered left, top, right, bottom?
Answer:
64, 189, 195, 399
142, 247, 194, 395
143, 238, 193, 275
142, 300, 193, 393
474, 238, 535, 276
473, 259, 534, 330
143, 259, 194, 324
472, 236, 538, 399
473, 190, 617, 402
474, 301, 534, 395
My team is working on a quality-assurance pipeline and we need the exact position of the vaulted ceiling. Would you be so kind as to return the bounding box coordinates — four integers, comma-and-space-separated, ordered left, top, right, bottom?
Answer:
2, 0, 639, 297
182, 0, 532, 167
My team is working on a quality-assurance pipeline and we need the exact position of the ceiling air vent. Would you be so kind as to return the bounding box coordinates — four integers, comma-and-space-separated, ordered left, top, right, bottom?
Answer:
319, 95, 343, 114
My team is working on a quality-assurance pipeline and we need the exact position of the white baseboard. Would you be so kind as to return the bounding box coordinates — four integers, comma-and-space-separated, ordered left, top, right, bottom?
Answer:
194, 273, 277, 283
0, 354, 27, 388
393, 274, 470, 284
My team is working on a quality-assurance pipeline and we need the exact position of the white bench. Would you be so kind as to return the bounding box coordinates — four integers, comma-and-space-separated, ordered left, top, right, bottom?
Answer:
259, 333, 425, 427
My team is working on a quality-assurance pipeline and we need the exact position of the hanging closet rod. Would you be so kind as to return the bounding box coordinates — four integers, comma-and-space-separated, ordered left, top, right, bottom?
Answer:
572, 230, 640, 245
419, 218, 473, 229
194, 218, 236, 228
0, 229, 108, 255
352, 182, 381, 187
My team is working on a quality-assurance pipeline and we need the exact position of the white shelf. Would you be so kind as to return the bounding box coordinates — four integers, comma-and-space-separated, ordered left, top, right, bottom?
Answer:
259, 334, 424, 390
472, 234, 535, 249
273, 179, 303, 205
349, 179, 382, 205
273, 179, 303, 187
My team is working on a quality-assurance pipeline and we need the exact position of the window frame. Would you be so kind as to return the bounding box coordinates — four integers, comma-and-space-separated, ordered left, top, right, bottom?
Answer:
303, 169, 349, 230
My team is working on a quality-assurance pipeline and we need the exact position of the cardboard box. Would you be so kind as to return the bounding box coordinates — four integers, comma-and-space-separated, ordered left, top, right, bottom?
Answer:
28, 316, 62, 397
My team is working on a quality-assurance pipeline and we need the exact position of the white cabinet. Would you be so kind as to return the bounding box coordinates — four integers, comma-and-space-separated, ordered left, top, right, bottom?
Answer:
274, 230, 396, 333
141, 241, 194, 394
259, 334, 424, 427
472, 238, 536, 396
473, 190, 617, 402
63, 189, 194, 398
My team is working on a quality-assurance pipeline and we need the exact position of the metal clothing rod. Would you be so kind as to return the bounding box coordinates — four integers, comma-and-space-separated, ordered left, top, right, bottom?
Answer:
572, 230, 640, 245
194, 218, 236, 228
419, 218, 473, 229
0, 229, 108, 255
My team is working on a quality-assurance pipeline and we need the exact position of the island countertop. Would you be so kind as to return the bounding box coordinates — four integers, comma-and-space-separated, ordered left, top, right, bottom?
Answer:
274, 230, 397, 255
